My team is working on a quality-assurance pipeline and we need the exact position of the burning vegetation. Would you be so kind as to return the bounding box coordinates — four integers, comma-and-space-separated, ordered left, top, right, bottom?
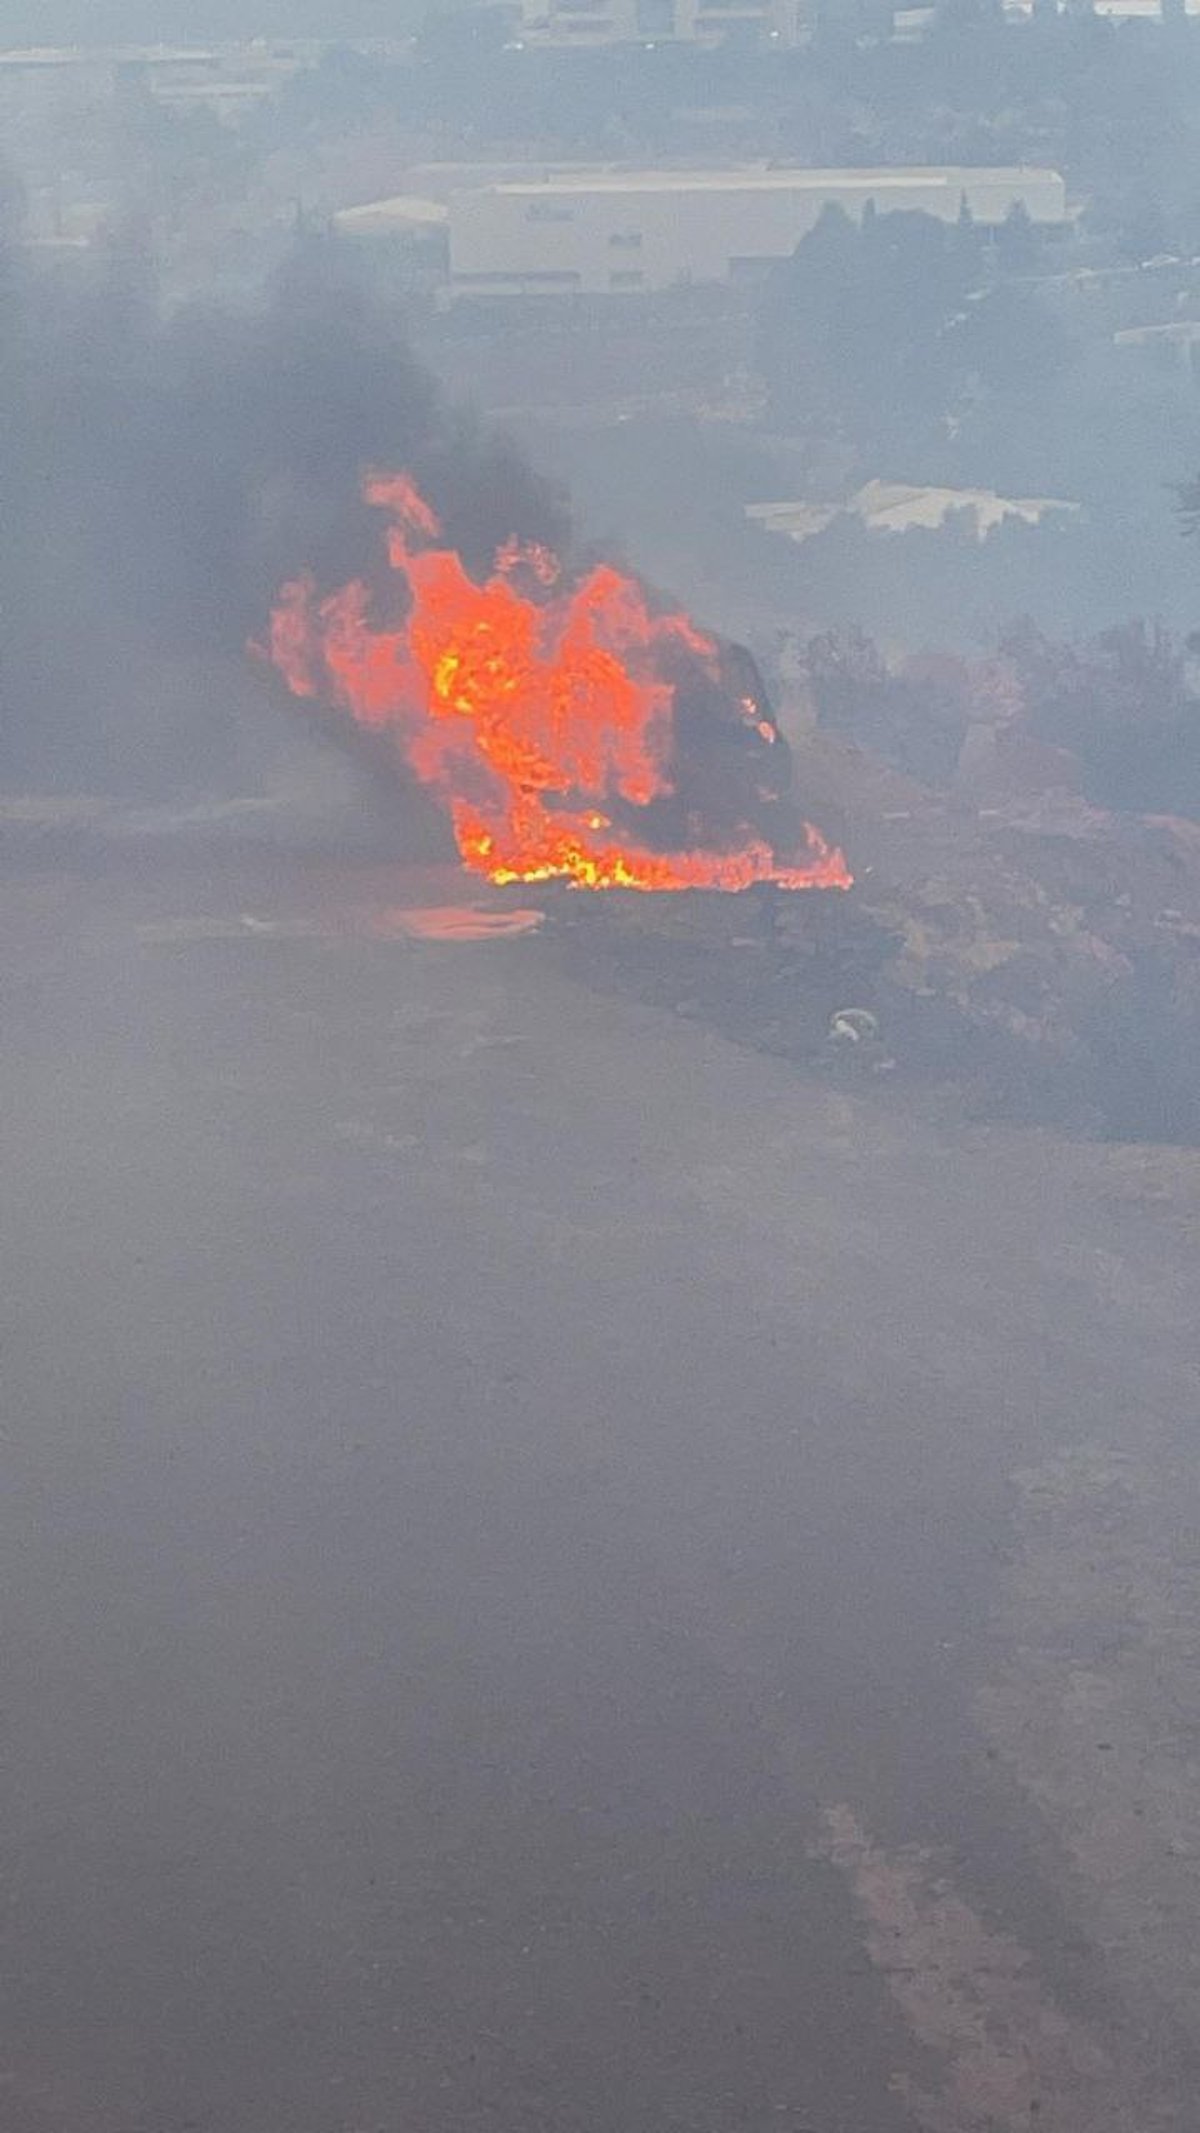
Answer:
265, 472, 850, 895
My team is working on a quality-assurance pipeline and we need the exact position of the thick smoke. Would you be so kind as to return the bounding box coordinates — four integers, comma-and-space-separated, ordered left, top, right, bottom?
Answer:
0, 239, 570, 799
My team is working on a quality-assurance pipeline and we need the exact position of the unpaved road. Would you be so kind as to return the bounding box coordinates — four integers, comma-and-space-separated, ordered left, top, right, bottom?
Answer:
4, 857, 1200, 2132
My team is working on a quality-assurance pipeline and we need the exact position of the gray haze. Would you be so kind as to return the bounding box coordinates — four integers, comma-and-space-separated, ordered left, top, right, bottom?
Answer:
6, 6, 1200, 2128
0, 4, 399, 37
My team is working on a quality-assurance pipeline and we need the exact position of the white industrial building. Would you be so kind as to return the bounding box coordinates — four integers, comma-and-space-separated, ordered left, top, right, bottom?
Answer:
447, 165, 1068, 298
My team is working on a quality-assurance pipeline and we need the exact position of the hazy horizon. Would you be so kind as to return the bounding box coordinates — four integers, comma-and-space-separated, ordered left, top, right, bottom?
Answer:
0, 1, 410, 43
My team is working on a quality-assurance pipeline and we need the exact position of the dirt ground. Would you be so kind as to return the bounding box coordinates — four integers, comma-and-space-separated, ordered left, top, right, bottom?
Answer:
4, 851, 1200, 2130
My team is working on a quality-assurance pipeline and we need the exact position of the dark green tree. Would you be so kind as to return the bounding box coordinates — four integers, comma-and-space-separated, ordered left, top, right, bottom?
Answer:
993, 199, 1039, 274
757, 205, 982, 450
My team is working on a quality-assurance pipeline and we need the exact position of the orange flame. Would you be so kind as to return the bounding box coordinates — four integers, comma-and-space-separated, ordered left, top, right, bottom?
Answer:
265, 473, 851, 895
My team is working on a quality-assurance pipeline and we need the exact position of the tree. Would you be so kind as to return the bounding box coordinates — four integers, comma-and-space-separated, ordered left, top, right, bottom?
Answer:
757, 205, 982, 449
1117, 194, 1171, 266
948, 282, 1073, 394
806, 629, 973, 783
1000, 617, 1200, 813
993, 198, 1038, 274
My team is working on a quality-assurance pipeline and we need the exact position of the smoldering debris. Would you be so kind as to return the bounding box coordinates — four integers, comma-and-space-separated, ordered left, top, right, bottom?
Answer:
263, 468, 849, 894
544, 726, 1200, 1146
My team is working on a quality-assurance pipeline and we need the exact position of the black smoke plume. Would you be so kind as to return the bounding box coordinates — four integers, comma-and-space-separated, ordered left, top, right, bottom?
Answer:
0, 234, 798, 870
0, 239, 569, 798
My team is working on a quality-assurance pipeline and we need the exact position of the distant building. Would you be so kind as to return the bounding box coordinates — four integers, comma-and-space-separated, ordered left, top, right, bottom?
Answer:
446, 165, 1068, 299
1114, 320, 1200, 373
747, 480, 1080, 544
332, 195, 451, 291
517, 0, 807, 45
0, 41, 312, 131
0, 48, 113, 123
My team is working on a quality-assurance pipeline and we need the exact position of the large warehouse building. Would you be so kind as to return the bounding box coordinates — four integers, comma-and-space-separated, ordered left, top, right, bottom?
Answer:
447, 165, 1067, 298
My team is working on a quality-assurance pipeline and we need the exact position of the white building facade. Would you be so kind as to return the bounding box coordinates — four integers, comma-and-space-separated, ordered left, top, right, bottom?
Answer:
447, 165, 1068, 299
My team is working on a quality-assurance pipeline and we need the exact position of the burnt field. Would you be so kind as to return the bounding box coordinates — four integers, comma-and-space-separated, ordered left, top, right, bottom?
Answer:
8, 739, 1200, 1151
4, 843, 1200, 2132
547, 819, 1200, 1148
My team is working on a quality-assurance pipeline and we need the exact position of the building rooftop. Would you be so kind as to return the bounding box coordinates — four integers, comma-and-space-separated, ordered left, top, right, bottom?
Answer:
0, 45, 223, 65
747, 480, 1079, 545
335, 196, 449, 234
482, 163, 1063, 196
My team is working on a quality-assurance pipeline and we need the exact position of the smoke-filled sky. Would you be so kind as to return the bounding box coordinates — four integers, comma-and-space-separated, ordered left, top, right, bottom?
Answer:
0, 242, 567, 795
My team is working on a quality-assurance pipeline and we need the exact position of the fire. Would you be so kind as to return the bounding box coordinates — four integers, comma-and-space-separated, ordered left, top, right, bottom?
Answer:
265, 473, 851, 895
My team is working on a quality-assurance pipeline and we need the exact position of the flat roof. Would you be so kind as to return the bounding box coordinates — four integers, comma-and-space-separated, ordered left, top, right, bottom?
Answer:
155, 82, 275, 101
0, 45, 223, 65
482, 164, 1063, 196
335, 196, 449, 232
